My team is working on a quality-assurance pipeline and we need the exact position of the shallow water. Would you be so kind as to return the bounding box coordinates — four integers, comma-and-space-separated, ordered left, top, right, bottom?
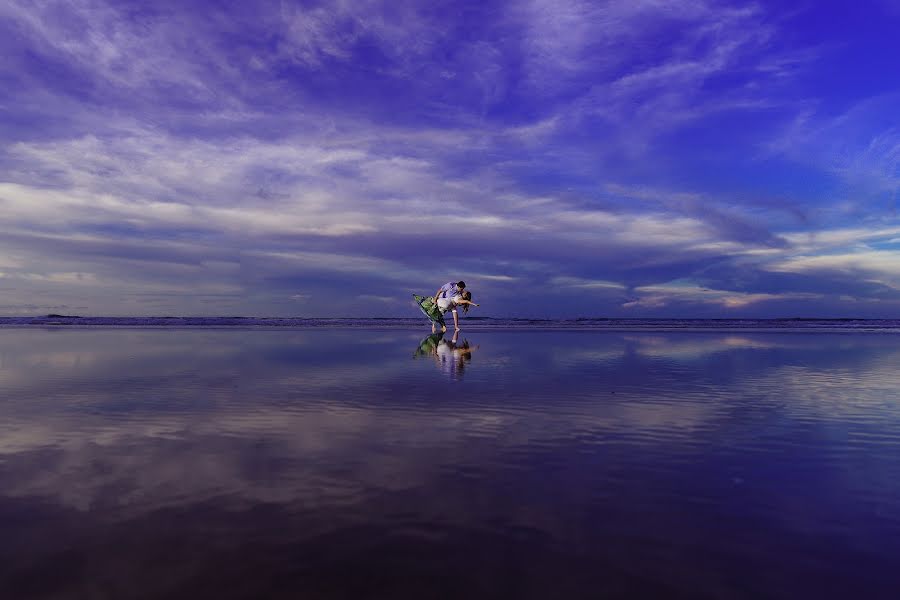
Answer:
1, 328, 899, 598
3, 316, 900, 331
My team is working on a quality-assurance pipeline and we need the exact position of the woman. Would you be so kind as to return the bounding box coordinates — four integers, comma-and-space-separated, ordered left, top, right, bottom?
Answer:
437, 291, 478, 332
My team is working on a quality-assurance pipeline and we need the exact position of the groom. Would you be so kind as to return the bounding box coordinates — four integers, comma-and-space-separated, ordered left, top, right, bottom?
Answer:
433, 281, 466, 305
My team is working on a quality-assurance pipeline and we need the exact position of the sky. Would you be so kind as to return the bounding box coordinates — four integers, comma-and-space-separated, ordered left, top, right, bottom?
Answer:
1, 0, 899, 318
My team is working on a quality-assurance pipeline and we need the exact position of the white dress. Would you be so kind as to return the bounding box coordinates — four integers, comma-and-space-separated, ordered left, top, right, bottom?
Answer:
436, 296, 458, 313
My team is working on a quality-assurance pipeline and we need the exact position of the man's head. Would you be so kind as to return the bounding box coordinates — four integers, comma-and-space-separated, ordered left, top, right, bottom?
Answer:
456, 281, 466, 292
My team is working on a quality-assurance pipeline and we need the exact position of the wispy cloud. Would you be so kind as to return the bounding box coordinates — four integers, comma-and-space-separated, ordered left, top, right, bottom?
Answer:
0, 1, 896, 316
624, 282, 821, 311
767, 94, 900, 196
769, 250, 900, 282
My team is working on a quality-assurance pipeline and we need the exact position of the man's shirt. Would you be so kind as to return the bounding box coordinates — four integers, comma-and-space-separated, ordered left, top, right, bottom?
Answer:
438, 282, 459, 299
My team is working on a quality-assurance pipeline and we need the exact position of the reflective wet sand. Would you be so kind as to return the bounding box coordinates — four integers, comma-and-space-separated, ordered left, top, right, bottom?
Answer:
1, 329, 899, 598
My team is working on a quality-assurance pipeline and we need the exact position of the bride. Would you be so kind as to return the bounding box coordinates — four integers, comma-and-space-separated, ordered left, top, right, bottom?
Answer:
435, 291, 478, 333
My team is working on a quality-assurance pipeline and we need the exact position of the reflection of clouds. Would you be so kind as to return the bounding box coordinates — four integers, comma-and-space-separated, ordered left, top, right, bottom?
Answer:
0, 329, 244, 387
0, 405, 550, 514
740, 355, 900, 419
1, 329, 900, 521
553, 334, 779, 365
627, 334, 778, 359
0, 388, 722, 516
552, 347, 624, 364
1, 330, 899, 600
0, 378, 735, 517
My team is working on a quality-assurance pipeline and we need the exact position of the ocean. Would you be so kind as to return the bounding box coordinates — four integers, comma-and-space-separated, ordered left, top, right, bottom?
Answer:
1, 323, 899, 598
3, 316, 900, 331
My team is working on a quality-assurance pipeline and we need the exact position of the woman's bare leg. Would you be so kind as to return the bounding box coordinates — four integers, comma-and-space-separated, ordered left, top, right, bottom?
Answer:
453, 310, 460, 331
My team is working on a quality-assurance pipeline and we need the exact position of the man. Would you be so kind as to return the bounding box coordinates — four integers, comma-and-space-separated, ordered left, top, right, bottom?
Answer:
433, 281, 465, 306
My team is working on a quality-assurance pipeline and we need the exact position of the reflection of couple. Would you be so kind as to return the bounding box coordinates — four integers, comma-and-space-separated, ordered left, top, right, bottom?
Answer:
414, 330, 478, 380
423, 281, 480, 333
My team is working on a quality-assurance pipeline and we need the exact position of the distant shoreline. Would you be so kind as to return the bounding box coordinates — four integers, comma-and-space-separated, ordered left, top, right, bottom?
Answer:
12, 315, 900, 321
1, 316, 898, 333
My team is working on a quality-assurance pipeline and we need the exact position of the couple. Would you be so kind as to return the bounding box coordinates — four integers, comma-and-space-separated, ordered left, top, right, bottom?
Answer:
414, 280, 479, 333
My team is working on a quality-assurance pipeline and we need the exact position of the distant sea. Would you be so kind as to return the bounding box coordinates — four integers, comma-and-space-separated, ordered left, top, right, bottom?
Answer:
2, 316, 900, 331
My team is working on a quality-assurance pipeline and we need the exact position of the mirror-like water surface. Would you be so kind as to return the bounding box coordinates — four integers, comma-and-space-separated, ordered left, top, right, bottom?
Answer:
1, 329, 899, 598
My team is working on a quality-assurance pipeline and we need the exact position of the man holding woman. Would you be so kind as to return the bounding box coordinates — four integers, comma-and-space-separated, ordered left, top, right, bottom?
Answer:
431, 280, 478, 333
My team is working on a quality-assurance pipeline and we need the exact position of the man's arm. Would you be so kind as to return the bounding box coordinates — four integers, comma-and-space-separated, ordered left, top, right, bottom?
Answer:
434, 283, 451, 303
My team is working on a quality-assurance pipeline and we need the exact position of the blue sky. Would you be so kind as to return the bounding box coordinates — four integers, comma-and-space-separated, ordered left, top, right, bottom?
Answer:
1, 0, 899, 317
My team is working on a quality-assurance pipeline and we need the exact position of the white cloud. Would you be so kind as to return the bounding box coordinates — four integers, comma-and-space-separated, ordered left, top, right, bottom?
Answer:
769, 250, 900, 279
506, 0, 796, 152
358, 294, 396, 303
278, 0, 444, 71
0, 0, 235, 99
0, 0, 890, 316
624, 281, 820, 310
767, 93, 900, 193
246, 249, 430, 283
551, 276, 626, 291
467, 273, 519, 282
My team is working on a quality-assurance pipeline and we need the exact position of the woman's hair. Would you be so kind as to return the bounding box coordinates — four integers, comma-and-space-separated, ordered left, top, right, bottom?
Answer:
461, 291, 472, 314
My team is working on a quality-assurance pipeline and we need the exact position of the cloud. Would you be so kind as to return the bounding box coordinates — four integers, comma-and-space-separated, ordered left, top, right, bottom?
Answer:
767, 94, 900, 196
603, 183, 790, 248
0, 0, 246, 109
467, 273, 518, 282
1, 123, 777, 281
551, 276, 627, 291
769, 250, 900, 281
358, 294, 396, 303
0, 0, 896, 316
623, 281, 820, 311
781, 225, 900, 252
278, 0, 447, 72
503, 0, 805, 155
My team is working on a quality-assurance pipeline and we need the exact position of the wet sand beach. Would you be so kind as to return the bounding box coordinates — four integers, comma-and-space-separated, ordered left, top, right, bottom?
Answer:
1, 327, 899, 598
